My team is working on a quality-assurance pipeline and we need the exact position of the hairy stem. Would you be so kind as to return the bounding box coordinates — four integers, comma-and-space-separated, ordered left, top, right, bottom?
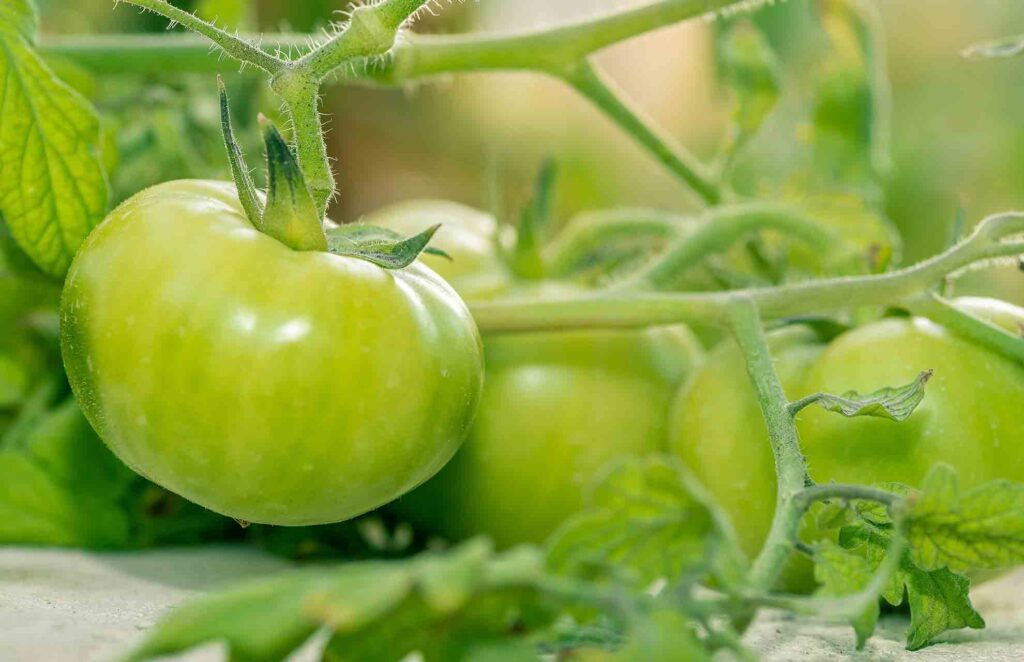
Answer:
296, 0, 428, 82
727, 297, 808, 590
906, 293, 1024, 365
470, 212, 1024, 334
272, 73, 335, 213
374, 0, 751, 81
791, 484, 902, 512
543, 209, 691, 279
562, 61, 721, 205
115, 0, 285, 73
622, 203, 844, 289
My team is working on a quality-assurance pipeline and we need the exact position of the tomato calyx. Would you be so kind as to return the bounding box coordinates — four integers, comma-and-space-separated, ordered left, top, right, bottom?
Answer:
218, 78, 325, 252
218, 79, 446, 268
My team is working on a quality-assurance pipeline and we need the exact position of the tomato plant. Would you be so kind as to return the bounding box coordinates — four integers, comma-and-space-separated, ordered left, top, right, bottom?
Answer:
61, 180, 484, 525
7, 0, 1024, 659
671, 298, 1024, 586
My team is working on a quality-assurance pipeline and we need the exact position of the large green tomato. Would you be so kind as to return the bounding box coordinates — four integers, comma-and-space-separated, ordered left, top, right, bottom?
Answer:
671, 299, 1024, 585
61, 180, 484, 526
373, 203, 704, 546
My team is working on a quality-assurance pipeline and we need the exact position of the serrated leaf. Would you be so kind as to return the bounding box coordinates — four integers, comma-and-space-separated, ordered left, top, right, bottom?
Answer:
0, 0, 109, 277
963, 34, 1024, 59
327, 223, 447, 270
903, 566, 984, 650
547, 457, 747, 590
837, 507, 986, 650
814, 541, 879, 649
907, 464, 1024, 573
716, 20, 781, 165
799, 370, 931, 421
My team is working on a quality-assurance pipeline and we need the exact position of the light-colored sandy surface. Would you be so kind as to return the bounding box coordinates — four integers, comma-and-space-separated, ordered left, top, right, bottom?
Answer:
2, 546, 1024, 661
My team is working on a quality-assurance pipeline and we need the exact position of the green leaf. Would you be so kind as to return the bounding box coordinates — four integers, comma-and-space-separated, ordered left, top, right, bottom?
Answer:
796, 370, 931, 421
0, 399, 133, 547
132, 540, 565, 662
613, 610, 710, 662
327, 224, 448, 270
0, 0, 109, 277
716, 20, 781, 166
903, 565, 984, 650
838, 523, 985, 650
0, 353, 29, 408
546, 457, 747, 590
963, 34, 1024, 59
813, 541, 879, 649
260, 119, 327, 252
907, 464, 1024, 573
127, 568, 330, 662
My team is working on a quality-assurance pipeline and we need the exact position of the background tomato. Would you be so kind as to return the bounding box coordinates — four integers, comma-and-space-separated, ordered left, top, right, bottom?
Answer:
671, 299, 1024, 587
61, 180, 485, 526
373, 204, 705, 546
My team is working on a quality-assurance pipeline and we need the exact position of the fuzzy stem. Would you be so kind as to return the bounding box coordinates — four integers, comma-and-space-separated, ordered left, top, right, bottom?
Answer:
562, 61, 722, 205
727, 297, 808, 590
621, 203, 844, 289
115, 0, 285, 73
470, 212, 1024, 334
296, 0, 428, 82
905, 293, 1024, 365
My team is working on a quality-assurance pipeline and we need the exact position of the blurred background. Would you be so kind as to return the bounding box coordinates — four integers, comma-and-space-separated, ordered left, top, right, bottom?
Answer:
37, 0, 1024, 301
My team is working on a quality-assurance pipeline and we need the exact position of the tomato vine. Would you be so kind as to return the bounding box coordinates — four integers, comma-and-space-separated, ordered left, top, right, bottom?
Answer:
6, 0, 1024, 658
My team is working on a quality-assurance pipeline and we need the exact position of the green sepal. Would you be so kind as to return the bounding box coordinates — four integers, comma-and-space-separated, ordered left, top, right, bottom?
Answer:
260, 118, 327, 252
217, 77, 264, 228
510, 158, 557, 280
326, 224, 449, 270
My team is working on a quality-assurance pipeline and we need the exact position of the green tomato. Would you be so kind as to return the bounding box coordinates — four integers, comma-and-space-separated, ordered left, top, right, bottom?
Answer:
61, 180, 484, 526
372, 201, 705, 546
671, 299, 1024, 587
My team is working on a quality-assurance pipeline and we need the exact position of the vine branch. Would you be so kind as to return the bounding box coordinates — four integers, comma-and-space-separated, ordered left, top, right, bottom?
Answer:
115, 0, 285, 73
469, 212, 1024, 338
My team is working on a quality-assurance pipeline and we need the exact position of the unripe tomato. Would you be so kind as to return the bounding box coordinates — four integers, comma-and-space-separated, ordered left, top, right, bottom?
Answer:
671, 299, 1024, 587
374, 203, 704, 546
61, 181, 484, 526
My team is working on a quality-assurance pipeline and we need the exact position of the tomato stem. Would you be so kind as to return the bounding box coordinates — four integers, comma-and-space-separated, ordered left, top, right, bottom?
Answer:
53, 0, 760, 206
726, 297, 807, 590
470, 212, 1024, 334
116, 0, 285, 74
616, 203, 848, 290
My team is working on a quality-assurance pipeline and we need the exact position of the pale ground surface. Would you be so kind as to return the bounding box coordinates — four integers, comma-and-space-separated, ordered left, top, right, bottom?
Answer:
2, 546, 1024, 661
